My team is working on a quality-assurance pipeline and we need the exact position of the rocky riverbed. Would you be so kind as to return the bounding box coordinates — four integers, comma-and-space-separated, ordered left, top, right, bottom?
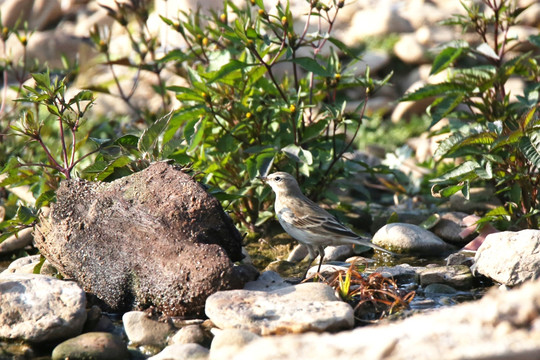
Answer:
1, 161, 539, 360
1, 0, 540, 359
1, 216, 539, 359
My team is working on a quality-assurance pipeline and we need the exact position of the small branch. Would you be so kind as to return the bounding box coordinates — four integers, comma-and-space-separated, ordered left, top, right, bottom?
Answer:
58, 115, 70, 172
248, 47, 288, 103
36, 137, 63, 174
70, 146, 101, 169
323, 93, 369, 179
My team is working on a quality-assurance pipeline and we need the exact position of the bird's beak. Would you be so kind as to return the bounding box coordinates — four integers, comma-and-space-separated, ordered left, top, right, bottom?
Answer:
257, 176, 267, 183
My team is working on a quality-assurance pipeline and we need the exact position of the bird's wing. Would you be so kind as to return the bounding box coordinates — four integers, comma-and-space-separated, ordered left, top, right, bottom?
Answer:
320, 217, 361, 238
281, 206, 359, 239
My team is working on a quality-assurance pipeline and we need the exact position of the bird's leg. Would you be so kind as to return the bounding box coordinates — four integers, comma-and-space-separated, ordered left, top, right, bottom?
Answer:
302, 245, 318, 279
316, 246, 325, 275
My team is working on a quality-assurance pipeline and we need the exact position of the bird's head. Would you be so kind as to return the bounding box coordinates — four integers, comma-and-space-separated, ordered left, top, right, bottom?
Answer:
260, 172, 301, 195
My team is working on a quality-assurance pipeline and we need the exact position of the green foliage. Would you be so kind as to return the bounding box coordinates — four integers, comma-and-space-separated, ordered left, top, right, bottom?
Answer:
86, 0, 392, 231
1, 0, 393, 237
404, 0, 540, 229
0, 20, 105, 239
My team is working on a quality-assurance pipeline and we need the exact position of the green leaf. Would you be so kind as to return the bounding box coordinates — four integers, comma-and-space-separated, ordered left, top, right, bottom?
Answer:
35, 190, 56, 208
434, 131, 495, 159
430, 46, 464, 75
522, 106, 538, 129
429, 94, 464, 126
184, 116, 205, 152
484, 206, 511, 218
246, 149, 276, 179
159, 15, 174, 26
492, 129, 524, 149
115, 134, 139, 148
32, 255, 46, 274
46, 104, 61, 116
282, 144, 313, 164
520, 132, 540, 168
432, 184, 465, 198
431, 160, 481, 182
476, 42, 499, 60
17, 206, 37, 225
89, 137, 113, 147
138, 112, 173, 155
302, 119, 329, 142
256, 150, 275, 178
386, 212, 399, 224
84, 156, 132, 181
433, 132, 466, 159
529, 34, 540, 48
165, 105, 206, 144
32, 72, 51, 90
208, 60, 252, 84
328, 37, 360, 60
69, 90, 94, 104
168, 86, 205, 102
475, 161, 493, 180
419, 214, 441, 229
158, 49, 189, 63
212, 191, 244, 202
291, 57, 331, 77
461, 132, 496, 146
401, 83, 465, 101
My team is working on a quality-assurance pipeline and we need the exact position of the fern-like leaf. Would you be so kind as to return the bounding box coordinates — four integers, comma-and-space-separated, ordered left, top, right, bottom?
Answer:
520, 130, 540, 168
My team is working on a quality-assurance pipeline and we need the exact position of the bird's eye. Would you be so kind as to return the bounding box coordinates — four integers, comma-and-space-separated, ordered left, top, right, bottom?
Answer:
274, 176, 281, 182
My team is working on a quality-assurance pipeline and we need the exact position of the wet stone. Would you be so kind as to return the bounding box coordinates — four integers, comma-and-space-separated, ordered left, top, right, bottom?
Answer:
372, 223, 455, 256
374, 264, 422, 284
431, 212, 471, 245
419, 265, 475, 290
51, 332, 129, 360
424, 283, 458, 295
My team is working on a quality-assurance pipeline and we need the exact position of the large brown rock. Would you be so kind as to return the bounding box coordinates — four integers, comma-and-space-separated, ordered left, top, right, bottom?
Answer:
34, 162, 244, 316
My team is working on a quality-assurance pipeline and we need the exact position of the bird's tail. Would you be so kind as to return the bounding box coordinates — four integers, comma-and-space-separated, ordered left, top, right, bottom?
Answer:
346, 236, 395, 256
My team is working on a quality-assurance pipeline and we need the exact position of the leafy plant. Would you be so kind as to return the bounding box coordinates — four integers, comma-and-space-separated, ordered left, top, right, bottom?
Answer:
0, 70, 99, 237
402, 0, 540, 229
0, 17, 103, 240
87, 0, 392, 231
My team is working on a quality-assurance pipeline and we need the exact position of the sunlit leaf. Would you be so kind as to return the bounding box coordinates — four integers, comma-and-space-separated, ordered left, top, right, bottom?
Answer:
431, 160, 481, 182
520, 132, 540, 168
184, 116, 205, 152
431, 183, 464, 198
17, 206, 37, 225
430, 46, 464, 75
208, 60, 252, 83
401, 83, 464, 101
35, 190, 56, 208
476, 42, 499, 60
138, 112, 173, 155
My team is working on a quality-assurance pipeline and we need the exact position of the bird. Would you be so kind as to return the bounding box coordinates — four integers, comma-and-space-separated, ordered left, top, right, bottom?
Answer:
261, 171, 392, 278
